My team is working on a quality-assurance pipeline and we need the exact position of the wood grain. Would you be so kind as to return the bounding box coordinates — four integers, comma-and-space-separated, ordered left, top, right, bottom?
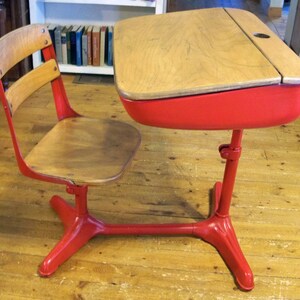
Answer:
24, 117, 141, 185
226, 8, 300, 84
5, 59, 60, 115
114, 8, 281, 100
0, 24, 51, 79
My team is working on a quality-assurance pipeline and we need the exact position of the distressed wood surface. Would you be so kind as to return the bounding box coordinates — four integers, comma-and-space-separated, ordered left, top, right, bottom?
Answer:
0, 24, 51, 79
0, 75, 299, 299
226, 8, 300, 84
5, 59, 60, 115
114, 8, 282, 100
24, 117, 141, 185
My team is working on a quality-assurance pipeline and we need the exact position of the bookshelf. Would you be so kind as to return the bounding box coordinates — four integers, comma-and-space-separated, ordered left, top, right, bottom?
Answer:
29, 0, 167, 75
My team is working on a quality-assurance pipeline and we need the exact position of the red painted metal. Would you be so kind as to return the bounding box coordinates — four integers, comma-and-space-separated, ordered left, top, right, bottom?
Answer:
41, 46, 79, 120
115, 84, 300, 290
217, 130, 243, 217
3, 31, 299, 291
0, 43, 76, 186
120, 85, 300, 130
36, 129, 253, 291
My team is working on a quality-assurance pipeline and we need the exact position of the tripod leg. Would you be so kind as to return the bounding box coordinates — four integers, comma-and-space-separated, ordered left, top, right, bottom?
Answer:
194, 214, 254, 291
39, 185, 105, 276
196, 130, 254, 290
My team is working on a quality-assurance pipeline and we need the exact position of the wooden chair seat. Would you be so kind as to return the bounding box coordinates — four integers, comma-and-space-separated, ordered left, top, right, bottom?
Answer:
24, 117, 140, 185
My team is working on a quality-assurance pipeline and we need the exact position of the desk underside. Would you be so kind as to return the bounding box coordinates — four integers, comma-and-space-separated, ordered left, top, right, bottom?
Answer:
120, 85, 300, 130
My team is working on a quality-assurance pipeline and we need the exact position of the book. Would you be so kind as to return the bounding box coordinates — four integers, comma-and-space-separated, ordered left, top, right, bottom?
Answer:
66, 26, 72, 64
45, 23, 114, 68
106, 26, 113, 66
92, 26, 101, 66
76, 25, 85, 66
61, 26, 67, 64
47, 24, 57, 50
61, 26, 72, 64
87, 26, 93, 65
70, 25, 80, 65
54, 25, 63, 63
82, 27, 88, 66
100, 26, 107, 66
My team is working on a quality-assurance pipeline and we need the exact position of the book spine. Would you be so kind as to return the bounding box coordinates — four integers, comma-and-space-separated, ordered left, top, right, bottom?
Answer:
100, 26, 107, 66
87, 26, 93, 65
92, 27, 100, 66
76, 27, 83, 66
61, 29, 67, 64
66, 29, 71, 64
70, 29, 77, 65
106, 27, 113, 66
82, 32, 88, 66
54, 26, 62, 63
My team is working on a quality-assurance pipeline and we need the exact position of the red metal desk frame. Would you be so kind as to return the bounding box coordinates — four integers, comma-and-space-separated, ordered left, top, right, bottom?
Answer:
37, 79, 299, 290
2, 44, 300, 291
117, 85, 300, 291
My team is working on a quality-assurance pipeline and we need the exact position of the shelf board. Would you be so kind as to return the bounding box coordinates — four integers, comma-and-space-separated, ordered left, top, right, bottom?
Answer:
59, 64, 114, 75
40, 0, 156, 8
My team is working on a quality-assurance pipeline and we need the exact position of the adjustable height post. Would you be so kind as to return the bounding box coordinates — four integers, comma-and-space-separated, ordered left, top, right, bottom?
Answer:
193, 128, 254, 291
217, 129, 243, 217
66, 185, 88, 216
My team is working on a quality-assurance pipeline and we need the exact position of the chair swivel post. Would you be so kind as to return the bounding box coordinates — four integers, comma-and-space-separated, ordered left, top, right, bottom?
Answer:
66, 185, 88, 216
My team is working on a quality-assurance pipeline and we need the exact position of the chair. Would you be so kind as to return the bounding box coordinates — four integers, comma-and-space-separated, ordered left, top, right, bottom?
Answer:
0, 24, 141, 276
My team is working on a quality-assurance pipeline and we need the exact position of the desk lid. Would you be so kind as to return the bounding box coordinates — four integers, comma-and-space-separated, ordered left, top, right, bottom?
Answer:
114, 8, 300, 100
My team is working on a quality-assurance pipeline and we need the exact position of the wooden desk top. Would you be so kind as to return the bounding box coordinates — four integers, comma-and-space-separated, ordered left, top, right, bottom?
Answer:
114, 8, 300, 100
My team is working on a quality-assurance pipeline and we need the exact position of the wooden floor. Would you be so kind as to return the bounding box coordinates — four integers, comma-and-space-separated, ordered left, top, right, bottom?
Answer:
0, 74, 299, 299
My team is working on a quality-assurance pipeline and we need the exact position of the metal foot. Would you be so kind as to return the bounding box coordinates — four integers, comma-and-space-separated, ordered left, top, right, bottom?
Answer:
39, 196, 105, 277
193, 183, 254, 291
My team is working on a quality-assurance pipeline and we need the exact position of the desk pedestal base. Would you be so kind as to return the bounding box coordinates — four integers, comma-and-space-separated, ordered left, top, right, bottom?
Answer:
38, 130, 254, 291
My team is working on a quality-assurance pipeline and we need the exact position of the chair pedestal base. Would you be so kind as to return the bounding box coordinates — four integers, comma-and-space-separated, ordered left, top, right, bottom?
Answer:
39, 181, 254, 291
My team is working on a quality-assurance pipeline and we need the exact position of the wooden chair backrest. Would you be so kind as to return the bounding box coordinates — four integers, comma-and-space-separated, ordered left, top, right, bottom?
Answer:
0, 24, 60, 115
0, 24, 78, 185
